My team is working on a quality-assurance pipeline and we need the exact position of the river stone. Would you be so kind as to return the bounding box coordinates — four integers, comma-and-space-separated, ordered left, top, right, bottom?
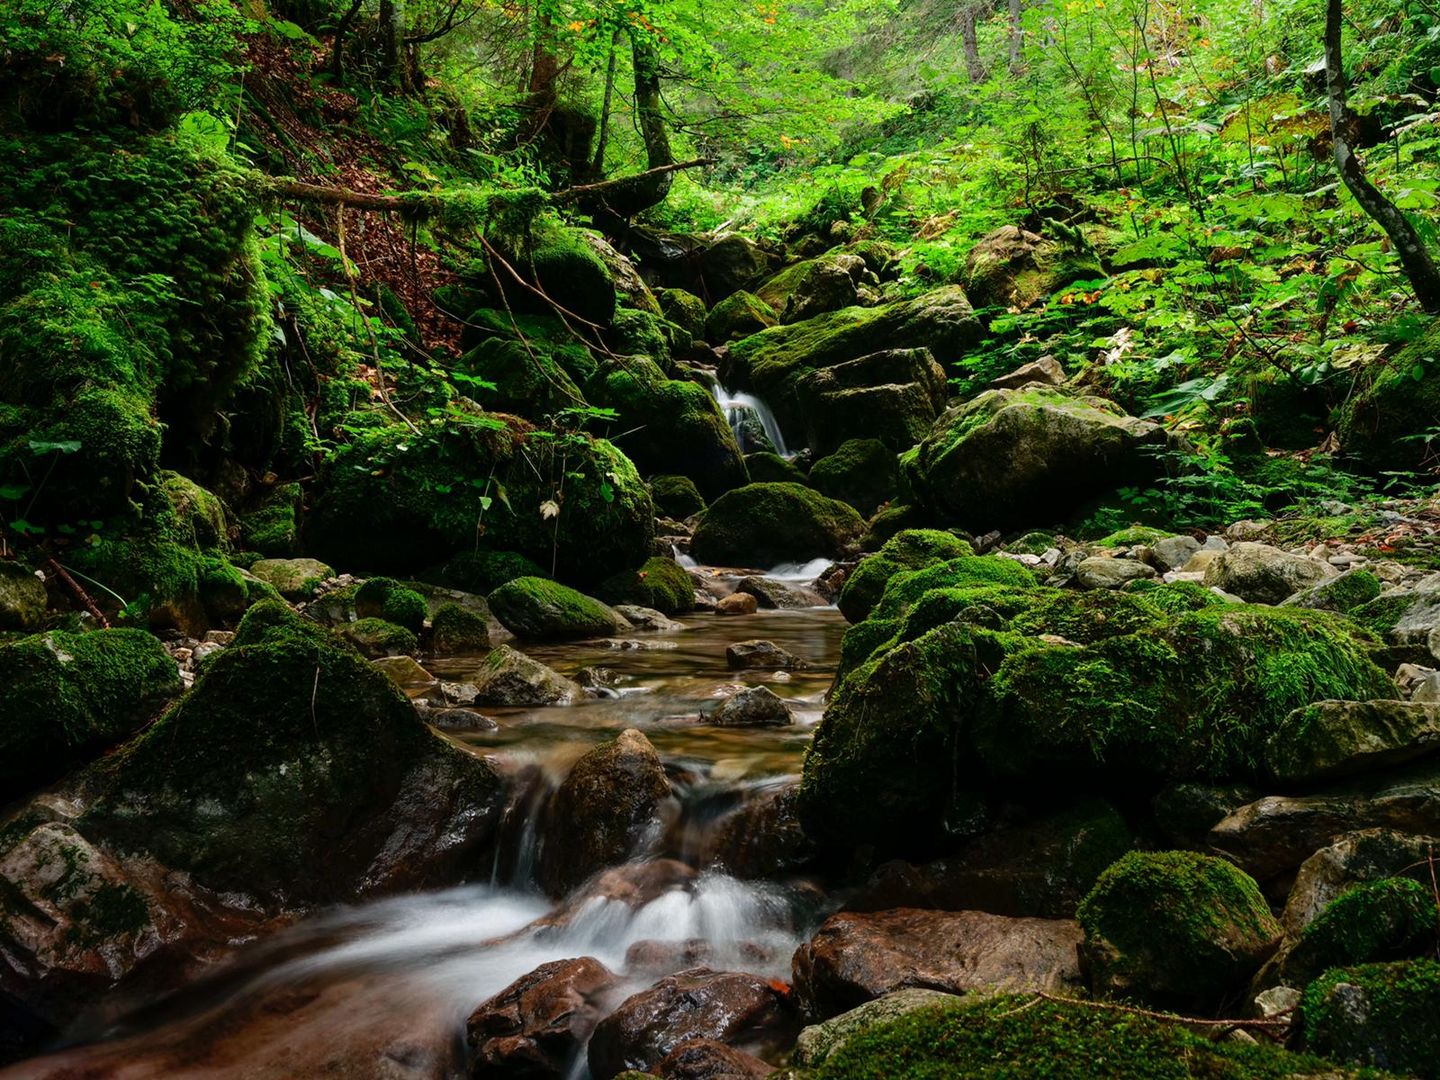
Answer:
538, 729, 672, 897
707, 686, 791, 727
1201, 542, 1334, 604
1281, 828, 1440, 936
613, 605, 686, 632
465, 956, 620, 1079
0, 562, 47, 630
488, 577, 627, 641
904, 387, 1170, 532
736, 576, 823, 609
1074, 556, 1156, 590
1150, 535, 1201, 573
790, 908, 1084, 1020
1266, 700, 1440, 784
471, 645, 582, 706
1208, 761, 1440, 880
705, 782, 814, 879
586, 969, 797, 1080
725, 640, 808, 671
370, 654, 436, 688
717, 593, 759, 616
791, 988, 965, 1067
655, 1039, 775, 1080
248, 557, 334, 598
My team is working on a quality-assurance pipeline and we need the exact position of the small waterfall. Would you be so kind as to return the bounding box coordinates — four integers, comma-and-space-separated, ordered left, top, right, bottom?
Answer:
713, 382, 792, 458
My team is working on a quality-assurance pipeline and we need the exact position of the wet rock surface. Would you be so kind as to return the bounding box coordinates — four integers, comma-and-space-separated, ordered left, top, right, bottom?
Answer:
465, 957, 620, 1079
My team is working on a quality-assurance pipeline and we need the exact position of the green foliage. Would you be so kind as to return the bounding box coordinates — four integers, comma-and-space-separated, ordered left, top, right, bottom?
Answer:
1303, 960, 1440, 1077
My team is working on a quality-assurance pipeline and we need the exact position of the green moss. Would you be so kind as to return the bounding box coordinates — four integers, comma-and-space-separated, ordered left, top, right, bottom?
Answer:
1096, 526, 1173, 548
839, 529, 978, 623
650, 474, 707, 519
430, 602, 490, 655
1077, 850, 1281, 1009
597, 556, 695, 615
657, 288, 707, 340
1006, 530, 1059, 556
0, 628, 180, 793
161, 472, 228, 550
809, 438, 898, 516
422, 550, 549, 593
1287, 569, 1384, 614
870, 556, 1036, 621
521, 217, 616, 327
459, 336, 585, 417
691, 482, 865, 567
1127, 579, 1226, 614
1285, 879, 1440, 986
356, 578, 427, 632
803, 995, 1363, 1080
744, 451, 806, 484
1336, 319, 1440, 474
336, 617, 419, 657
241, 483, 303, 556
609, 307, 676, 365
705, 290, 777, 342
1303, 959, 1440, 1076
487, 576, 620, 640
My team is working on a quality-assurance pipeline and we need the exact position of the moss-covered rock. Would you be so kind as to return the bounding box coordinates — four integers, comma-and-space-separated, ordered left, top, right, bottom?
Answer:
838, 529, 976, 624
795, 994, 1369, 1080
306, 420, 653, 587
591, 363, 747, 499
1265, 700, 1440, 785
488, 576, 624, 640
336, 617, 419, 657
160, 472, 228, 550
1336, 319, 1440, 474
1203, 542, 1335, 605
597, 557, 694, 615
744, 451, 806, 484
355, 577, 428, 633
0, 629, 180, 794
0, 561, 47, 630
903, 387, 1171, 532
691, 482, 865, 567
512, 216, 616, 327
650, 474, 706, 519
755, 253, 862, 323
77, 602, 503, 902
960, 224, 1103, 310
1302, 959, 1440, 1076
1283, 879, 1440, 986
704, 290, 777, 342
249, 557, 334, 600
1077, 850, 1281, 1009
657, 288, 707, 340
240, 482, 303, 556
1283, 569, 1383, 614
458, 336, 586, 417
430, 602, 491, 655
808, 438, 897, 516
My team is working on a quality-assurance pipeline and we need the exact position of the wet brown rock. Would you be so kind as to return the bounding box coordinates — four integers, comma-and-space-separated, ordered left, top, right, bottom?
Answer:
725, 640, 808, 671
735, 577, 824, 610
656, 1039, 775, 1079
466, 957, 620, 1079
538, 731, 673, 898
705, 783, 814, 879
716, 593, 759, 616
623, 940, 778, 978
587, 968, 797, 1080
790, 908, 1084, 1020
706, 686, 792, 728
1280, 828, 1440, 936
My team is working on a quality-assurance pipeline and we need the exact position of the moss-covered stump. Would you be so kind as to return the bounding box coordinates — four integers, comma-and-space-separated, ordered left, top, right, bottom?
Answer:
354, 577, 429, 633
1281, 878, 1440, 987
591, 363, 747, 499
0, 629, 180, 794
808, 438, 897, 516
650, 474, 707, 520
691, 483, 864, 567
837, 529, 975, 624
903, 387, 1171, 532
488, 577, 624, 640
0, 561, 47, 630
430, 603, 491, 654
791, 995, 1371, 1080
802, 578, 1390, 853
704, 290, 777, 342
1302, 959, 1440, 1076
1077, 851, 1280, 1010
306, 420, 653, 587
1336, 318, 1440, 474
77, 602, 503, 903
597, 557, 694, 615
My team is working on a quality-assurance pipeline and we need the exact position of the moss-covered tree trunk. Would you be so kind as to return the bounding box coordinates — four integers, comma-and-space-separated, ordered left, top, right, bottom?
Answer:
584, 28, 674, 220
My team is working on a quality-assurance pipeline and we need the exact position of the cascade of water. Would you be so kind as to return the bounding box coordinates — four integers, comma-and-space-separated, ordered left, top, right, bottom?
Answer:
712, 382, 792, 458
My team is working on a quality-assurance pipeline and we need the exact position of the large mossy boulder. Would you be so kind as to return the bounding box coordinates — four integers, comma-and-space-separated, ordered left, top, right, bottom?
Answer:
650, 474, 706, 520
657, 288, 707, 340
802, 570, 1393, 852
458, 337, 586, 418
791, 994, 1371, 1080
903, 387, 1170, 532
960, 225, 1102, 310
597, 556, 694, 615
837, 529, 975, 624
1203, 541, 1334, 604
722, 288, 974, 453
704, 290, 777, 342
1077, 851, 1281, 1010
691, 482, 864, 567
506, 217, 616, 327
756, 253, 862, 323
306, 419, 653, 587
1302, 959, 1440, 1076
76, 602, 503, 902
488, 576, 625, 640
1336, 319, 1440, 474
808, 438, 897, 516
0, 629, 181, 795
1265, 699, 1440, 785
591, 362, 747, 499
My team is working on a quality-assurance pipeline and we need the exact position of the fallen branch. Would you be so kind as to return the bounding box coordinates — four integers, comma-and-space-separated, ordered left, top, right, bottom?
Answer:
47, 558, 111, 629
1032, 993, 1293, 1040
550, 157, 715, 202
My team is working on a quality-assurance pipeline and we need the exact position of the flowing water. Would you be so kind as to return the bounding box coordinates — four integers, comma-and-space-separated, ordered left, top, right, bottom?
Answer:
713, 382, 793, 458
6, 593, 847, 1079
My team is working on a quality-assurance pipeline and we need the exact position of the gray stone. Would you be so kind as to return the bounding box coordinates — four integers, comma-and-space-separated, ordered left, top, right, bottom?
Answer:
1150, 535, 1201, 573
726, 639, 808, 670
737, 576, 825, 609
990, 355, 1066, 391
707, 685, 792, 727
1075, 556, 1157, 590
613, 605, 686, 632
1266, 700, 1440, 784
369, 655, 435, 687
249, 557, 335, 598
471, 645, 582, 706
1202, 542, 1334, 604
1280, 828, 1440, 936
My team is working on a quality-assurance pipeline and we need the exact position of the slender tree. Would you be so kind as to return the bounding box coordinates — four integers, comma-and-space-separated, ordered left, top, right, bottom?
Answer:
1324, 0, 1440, 312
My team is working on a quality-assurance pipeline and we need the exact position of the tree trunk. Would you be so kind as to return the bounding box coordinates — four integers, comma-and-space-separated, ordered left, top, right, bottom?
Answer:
1008, 0, 1024, 74
591, 29, 621, 178
378, 0, 409, 90
585, 29, 675, 219
961, 7, 985, 83
1325, 0, 1440, 312
326, 0, 364, 83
